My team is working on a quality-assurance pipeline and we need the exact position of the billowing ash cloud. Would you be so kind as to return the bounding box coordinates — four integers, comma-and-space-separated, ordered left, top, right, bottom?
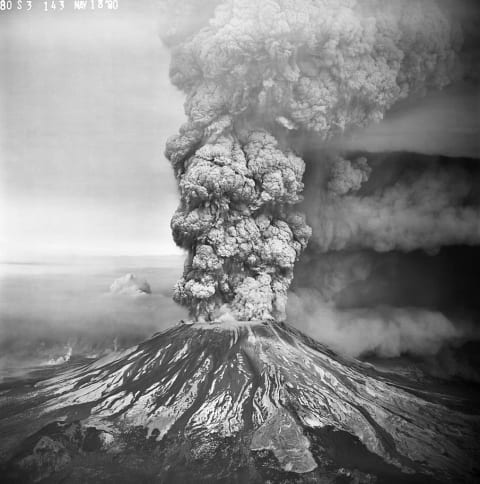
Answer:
170, 129, 310, 320
160, 0, 467, 322
306, 154, 480, 252
287, 251, 480, 359
287, 289, 474, 358
289, 244, 480, 360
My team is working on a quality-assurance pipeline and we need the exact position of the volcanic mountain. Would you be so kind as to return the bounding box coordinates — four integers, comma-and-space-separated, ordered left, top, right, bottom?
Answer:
1, 321, 478, 483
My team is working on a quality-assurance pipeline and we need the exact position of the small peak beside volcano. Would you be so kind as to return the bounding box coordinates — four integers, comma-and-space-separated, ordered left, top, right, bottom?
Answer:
109, 273, 152, 296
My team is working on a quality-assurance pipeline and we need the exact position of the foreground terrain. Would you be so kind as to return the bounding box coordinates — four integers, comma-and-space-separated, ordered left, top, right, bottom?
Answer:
0, 320, 478, 483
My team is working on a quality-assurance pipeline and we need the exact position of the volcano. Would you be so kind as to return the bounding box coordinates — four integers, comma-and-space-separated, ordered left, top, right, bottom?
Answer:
1, 321, 478, 483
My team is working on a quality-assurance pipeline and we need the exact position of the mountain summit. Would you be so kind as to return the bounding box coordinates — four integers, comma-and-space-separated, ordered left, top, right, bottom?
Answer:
2, 321, 478, 483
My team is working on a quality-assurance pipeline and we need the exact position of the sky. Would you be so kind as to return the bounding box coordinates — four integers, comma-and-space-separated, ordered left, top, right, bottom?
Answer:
0, 1, 185, 259
0, 0, 478, 261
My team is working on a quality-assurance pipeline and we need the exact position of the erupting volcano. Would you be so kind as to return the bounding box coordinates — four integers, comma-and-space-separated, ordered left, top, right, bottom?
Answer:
1, 0, 480, 483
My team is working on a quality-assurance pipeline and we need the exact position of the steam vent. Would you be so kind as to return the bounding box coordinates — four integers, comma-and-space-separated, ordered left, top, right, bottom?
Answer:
1, 321, 478, 483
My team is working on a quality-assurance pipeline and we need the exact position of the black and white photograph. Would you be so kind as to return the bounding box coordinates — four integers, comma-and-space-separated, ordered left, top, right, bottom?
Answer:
1, 1, 479, 482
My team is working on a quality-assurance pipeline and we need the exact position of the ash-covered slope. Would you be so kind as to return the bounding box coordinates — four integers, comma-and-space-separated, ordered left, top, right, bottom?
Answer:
1, 321, 478, 483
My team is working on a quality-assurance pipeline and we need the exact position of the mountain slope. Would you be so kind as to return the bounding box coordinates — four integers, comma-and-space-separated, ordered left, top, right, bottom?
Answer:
1, 320, 479, 483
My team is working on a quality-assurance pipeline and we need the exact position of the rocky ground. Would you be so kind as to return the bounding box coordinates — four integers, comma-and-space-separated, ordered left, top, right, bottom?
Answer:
0, 320, 478, 483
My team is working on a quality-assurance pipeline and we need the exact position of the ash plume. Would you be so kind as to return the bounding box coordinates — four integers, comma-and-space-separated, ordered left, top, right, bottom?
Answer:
289, 244, 480, 361
160, 0, 467, 322
306, 154, 480, 252
287, 289, 472, 358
